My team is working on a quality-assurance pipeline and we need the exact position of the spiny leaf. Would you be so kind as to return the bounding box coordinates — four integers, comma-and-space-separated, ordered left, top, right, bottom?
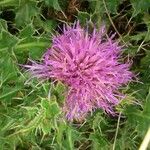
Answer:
15, 1, 39, 27
0, 30, 18, 49
131, 0, 150, 16
45, 0, 62, 11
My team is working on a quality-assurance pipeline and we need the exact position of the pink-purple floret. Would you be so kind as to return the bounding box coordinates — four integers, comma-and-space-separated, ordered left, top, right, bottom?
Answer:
26, 22, 132, 121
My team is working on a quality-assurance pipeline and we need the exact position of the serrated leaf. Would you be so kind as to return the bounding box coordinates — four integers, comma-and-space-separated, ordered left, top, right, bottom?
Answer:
89, 133, 109, 150
77, 11, 91, 25
131, 0, 150, 16
41, 99, 60, 118
0, 30, 18, 49
105, 0, 120, 14
0, 0, 19, 7
45, 0, 62, 11
0, 54, 18, 85
15, 1, 39, 27
18, 110, 45, 133
0, 86, 20, 101
41, 119, 51, 134
14, 36, 50, 59
41, 20, 56, 32
19, 24, 35, 38
89, 0, 120, 14
125, 94, 150, 136
0, 19, 8, 31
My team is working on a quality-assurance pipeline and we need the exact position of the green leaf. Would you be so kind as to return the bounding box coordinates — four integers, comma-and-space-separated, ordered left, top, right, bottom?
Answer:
0, 54, 18, 85
56, 122, 67, 146
41, 99, 60, 118
139, 88, 150, 134
0, 86, 20, 101
62, 127, 78, 150
55, 82, 66, 103
41, 119, 51, 134
0, 31, 18, 50
18, 110, 45, 133
105, 0, 120, 14
89, 133, 109, 150
14, 36, 50, 59
0, 0, 19, 7
15, 1, 39, 27
40, 20, 56, 33
0, 19, 8, 31
125, 89, 150, 136
89, 0, 120, 14
19, 24, 35, 38
45, 0, 62, 11
34, 17, 57, 33
131, 0, 150, 16
77, 11, 91, 25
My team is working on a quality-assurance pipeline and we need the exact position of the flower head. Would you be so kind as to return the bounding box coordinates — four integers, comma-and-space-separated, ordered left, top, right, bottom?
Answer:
26, 21, 132, 121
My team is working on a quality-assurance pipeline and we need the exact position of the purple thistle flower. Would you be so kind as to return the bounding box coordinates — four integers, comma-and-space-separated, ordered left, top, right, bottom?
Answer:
26, 21, 132, 121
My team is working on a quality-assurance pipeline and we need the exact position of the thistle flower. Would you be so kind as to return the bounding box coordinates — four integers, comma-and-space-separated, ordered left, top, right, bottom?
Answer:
26, 22, 132, 121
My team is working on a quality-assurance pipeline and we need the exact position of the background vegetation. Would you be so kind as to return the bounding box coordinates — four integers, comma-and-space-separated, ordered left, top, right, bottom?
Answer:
0, 0, 150, 149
